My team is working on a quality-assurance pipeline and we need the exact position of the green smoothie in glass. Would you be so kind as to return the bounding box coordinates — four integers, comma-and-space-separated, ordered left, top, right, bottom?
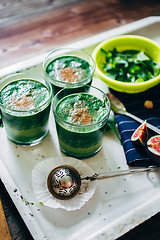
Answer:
53, 86, 110, 158
43, 48, 95, 95
0, 73, 52, 145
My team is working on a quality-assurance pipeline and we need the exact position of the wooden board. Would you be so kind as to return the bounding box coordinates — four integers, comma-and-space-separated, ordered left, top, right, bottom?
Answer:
0, 0, 160, 69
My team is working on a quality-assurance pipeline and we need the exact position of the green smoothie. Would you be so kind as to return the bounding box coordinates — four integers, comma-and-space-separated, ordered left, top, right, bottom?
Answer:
46, 56, 92, 82
0, 79, 51, 145
44, 49, 95, 96
54, 92, 109, 158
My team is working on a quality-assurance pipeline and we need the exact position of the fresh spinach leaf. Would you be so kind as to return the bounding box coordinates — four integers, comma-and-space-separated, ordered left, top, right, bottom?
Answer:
101, 48, 160, 83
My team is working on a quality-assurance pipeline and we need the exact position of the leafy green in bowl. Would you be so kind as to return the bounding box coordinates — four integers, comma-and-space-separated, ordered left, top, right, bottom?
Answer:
101, 48, 160, 83
92, 35, 160, 93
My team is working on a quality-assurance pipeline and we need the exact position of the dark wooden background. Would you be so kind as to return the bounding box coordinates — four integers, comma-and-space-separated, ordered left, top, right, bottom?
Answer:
0, 0, 160, 69
1, 0, 160, 239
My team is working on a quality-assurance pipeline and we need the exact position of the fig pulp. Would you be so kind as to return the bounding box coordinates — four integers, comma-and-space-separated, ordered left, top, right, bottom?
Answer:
147, 135, 160, 164
131, 120, 148, 146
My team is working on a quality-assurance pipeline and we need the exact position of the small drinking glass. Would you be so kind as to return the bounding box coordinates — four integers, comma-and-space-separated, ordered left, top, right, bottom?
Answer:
43, 48, 95, 95
0, 72, 52, 146
52, 85, 110, 158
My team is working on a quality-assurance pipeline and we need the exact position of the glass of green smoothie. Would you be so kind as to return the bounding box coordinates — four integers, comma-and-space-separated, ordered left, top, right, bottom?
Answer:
0, 72, 52, 146
43, 48, 95, 95
53, 85, 110, 158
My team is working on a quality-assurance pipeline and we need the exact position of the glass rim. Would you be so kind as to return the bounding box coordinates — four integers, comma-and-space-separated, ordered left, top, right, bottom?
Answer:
52, 85, 111, 128
43, 48, 96, 84
0, 72, 53, 114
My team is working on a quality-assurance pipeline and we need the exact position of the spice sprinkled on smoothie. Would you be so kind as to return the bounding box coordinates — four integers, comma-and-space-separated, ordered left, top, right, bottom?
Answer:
57, 66, 86, 83
56, 93, 108, 126
0, 80, 50, 111
46, 56, 91, 83
71, 107, 92, 125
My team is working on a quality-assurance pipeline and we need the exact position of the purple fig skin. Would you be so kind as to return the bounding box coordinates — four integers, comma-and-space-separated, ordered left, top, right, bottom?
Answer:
131, 136, 146, 147
131, 120, 148, 146
147, 147, 160, 164
147, 135, 160, 164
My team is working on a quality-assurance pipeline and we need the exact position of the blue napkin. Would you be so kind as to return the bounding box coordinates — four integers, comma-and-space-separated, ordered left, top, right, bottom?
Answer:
110, 84, 160, 167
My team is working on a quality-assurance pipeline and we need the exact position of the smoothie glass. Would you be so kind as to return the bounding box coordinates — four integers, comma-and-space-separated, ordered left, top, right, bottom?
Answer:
52, 85, 110, 158
0, 72, 52, 146
43, 48, 95, 95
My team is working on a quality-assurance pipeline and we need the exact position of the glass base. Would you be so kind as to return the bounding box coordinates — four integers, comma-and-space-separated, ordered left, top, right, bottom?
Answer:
8, 131, 48, 146
60, 145, 102, 159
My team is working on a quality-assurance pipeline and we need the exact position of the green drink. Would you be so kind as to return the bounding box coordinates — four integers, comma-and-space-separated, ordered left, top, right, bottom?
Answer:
0, 73, 52, 145
53, 86, 110, 158
43, 48, 95, 95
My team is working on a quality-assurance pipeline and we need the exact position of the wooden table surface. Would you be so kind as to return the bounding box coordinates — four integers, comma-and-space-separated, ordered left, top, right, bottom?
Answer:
0, 0, 160, 69
1, 0, 160, 239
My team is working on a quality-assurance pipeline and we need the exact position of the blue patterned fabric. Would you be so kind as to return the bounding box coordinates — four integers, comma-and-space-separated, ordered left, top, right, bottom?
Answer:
110, 84, 160, 167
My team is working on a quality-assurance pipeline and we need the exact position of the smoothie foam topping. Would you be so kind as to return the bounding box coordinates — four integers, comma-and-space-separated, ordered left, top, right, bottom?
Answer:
56, 93, 108, 126
0, 80, 50, 111
46, 56, 91, 83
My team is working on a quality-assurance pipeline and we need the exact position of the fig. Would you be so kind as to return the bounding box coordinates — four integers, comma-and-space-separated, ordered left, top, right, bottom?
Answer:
147, 135, 160, 164
131, 120, 148, 146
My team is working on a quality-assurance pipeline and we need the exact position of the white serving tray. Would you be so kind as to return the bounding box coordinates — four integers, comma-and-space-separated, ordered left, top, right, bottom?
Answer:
1, 16, 160, 240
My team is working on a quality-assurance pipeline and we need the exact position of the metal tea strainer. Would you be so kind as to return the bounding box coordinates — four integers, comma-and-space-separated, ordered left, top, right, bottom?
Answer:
47, 165, 81, 200
47, 164, 157, 200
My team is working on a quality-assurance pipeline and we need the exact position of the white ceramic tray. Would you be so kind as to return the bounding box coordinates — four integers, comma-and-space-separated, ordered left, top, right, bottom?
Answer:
1, 16, 160, 240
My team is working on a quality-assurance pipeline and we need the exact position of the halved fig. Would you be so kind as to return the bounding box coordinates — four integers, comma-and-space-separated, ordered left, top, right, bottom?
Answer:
147, 135, 160, 163
131, 120, 148, 146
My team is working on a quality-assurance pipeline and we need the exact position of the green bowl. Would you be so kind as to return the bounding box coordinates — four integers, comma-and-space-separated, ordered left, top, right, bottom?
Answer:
92, 35, 160, 93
